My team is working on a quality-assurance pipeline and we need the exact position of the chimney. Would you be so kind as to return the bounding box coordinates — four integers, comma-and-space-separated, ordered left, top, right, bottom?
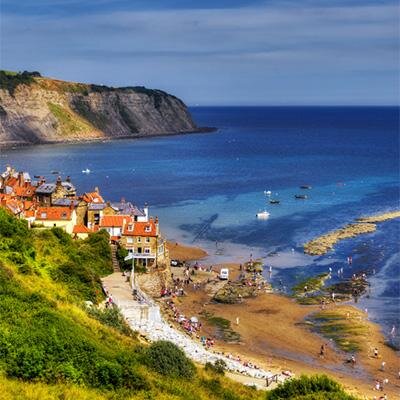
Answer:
18, 171, 25, 187
143, 203, 149, 221
56, 176, 62, 187
121, 197, 125, 204
66, 176, 71, 183
95, 186, 99, 193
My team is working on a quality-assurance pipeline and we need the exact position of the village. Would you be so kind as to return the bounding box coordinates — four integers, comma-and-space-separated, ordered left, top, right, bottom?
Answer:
0, 165, 169, 270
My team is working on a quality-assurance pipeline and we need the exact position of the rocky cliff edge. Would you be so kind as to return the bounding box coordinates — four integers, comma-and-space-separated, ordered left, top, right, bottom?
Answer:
0, 71, 200, 147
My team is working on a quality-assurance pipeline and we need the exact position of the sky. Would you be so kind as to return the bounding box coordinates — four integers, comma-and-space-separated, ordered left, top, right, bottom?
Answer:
1, 0, 399, 105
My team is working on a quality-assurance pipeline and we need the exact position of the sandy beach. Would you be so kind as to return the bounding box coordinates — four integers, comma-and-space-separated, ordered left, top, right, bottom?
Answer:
164, 243, 400, 398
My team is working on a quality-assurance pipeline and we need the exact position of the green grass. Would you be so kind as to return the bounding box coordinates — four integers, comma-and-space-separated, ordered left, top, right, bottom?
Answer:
0, 209, 265, 400
48, 102, 94, 135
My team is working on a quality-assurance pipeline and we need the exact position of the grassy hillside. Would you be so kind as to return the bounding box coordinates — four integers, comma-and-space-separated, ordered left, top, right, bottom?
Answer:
0, 209, 264, 400
0, 209, 358, 400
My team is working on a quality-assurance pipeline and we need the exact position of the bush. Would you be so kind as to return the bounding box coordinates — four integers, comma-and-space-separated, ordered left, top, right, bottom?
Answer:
266, 375, 359, 400
205, 359, 226, 375
145, 340, 196, 378
86, 306, 134, 337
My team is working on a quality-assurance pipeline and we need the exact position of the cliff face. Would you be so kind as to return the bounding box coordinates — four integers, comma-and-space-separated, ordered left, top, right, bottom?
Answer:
0, 73, 198, 147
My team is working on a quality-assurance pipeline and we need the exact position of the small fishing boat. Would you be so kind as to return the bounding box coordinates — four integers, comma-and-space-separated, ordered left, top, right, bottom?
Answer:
269, 199, 280, 204
33, 175, 42, 179
256, 210, 270, 219
300, 185, 312, 189
51, 171, 60, 174
295, 194, 307, 199
264, 190, 272, 196
82, 168, 91, 174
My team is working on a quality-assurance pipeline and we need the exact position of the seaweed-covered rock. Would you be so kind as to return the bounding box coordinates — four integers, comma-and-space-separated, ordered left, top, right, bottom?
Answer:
214, 282, 257, 304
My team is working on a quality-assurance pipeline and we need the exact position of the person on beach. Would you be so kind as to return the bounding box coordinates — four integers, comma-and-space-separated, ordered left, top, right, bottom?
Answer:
380, 361, 386, 371
374, 347, 379, 358
319, 344, 325, 358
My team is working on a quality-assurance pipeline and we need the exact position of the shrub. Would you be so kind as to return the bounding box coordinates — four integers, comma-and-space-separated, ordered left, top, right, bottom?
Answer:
266, 375, 359, 400
86, 306, 134, 337
144, 340, 196, 378
205, 359, 226, 375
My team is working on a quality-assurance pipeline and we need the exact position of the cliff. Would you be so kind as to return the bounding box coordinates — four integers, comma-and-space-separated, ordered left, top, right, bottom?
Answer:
0, 71, 199, 147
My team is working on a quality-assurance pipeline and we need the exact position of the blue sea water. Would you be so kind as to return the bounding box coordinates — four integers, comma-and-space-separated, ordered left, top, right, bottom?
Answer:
1, 106, 399, 345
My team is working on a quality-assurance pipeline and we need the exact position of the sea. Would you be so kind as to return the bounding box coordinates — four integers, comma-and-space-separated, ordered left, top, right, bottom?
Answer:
1, 106, 399, 347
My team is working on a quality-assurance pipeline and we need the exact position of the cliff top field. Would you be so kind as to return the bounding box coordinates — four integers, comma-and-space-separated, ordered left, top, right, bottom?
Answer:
0, 71, 199, 147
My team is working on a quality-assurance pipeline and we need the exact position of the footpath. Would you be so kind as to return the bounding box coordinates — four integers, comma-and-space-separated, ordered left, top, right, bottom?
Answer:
101, 272, 287, 389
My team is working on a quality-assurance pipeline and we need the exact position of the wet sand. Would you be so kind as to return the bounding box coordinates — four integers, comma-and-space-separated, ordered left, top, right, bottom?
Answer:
167, 241, 208, 261
167, 263, 400, 398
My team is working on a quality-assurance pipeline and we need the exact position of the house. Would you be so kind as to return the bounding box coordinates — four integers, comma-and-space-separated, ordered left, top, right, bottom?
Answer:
119, 217, 168, 268
99, 215, 131, 242
103, 200, 149, 222
72, 224, 92, 240
36, 176, 76, 205
34, 206, 77, 234
83, 188, 106, 228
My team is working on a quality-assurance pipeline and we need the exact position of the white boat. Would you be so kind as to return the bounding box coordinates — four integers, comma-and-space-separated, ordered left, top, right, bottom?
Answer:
82, 168, 91, 174
256, 210, 270, 219
264, 190, 272, 196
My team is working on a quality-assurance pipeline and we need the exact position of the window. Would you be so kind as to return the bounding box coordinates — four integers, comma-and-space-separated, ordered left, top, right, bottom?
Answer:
144, 247, 151, 254
145, 225, 151, 233
41, 213, 47, 218
137, 236, 141, 243
145, 237, 150, 243
158, 244, 164, 254
128, 224, 133, 231
127, 237, 133, 244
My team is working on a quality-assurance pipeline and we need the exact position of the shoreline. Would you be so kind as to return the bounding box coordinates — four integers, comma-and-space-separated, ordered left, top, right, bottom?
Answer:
304, 210, 400, 256
0, 126, 218, 150
162, 243, 400, 397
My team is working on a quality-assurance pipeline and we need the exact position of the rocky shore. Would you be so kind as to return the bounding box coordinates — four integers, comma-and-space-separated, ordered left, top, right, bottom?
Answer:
304, 210, 400, 256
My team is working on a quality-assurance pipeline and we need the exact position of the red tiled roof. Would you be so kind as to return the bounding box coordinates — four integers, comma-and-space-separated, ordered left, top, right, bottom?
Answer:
82, 191, 104, 204
122, 220, 157, 237
24, 210, 35, 218
14, 185, 36, 197
73, 224, 91, 234
36, 207, 73, 221
99, 215, 132, 228
5, 177, 17, 187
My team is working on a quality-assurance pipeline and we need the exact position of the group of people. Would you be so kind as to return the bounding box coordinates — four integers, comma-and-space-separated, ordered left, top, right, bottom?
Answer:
165, 299, 203, 337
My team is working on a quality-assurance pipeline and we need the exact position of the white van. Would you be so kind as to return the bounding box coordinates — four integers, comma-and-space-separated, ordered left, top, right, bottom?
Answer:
219, 268, 229, 280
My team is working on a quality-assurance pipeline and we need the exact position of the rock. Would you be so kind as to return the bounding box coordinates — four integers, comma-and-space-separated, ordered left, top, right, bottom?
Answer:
214, 282, 258, 304
0, 72, 201, 147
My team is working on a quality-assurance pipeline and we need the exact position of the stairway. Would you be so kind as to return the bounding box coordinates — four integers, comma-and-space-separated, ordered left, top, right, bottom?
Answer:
110, 244, 121, 273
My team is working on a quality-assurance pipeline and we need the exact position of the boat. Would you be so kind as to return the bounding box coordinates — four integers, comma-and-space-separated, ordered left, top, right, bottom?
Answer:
300, 185, 312, 189
82, 168, 91, 174
269, 199, 280, 204
295, 194, 307, 199
51, 171, 60, 174
264, 190, 272, 196
256, 210, 270, 219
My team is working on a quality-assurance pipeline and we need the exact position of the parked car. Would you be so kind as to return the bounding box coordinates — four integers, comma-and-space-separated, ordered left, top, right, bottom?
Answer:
219, 268, 229, 280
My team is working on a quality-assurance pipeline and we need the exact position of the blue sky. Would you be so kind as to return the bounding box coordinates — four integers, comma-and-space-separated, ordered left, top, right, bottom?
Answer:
1, 0, 399, 105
